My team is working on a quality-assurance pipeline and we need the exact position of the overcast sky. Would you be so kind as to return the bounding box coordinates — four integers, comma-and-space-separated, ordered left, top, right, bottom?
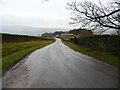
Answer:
0, 0, 102, 29
1, 0, 72, 28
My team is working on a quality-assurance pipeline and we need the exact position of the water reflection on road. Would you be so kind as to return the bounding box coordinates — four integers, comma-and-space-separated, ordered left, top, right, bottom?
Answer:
2, 38, 118, 88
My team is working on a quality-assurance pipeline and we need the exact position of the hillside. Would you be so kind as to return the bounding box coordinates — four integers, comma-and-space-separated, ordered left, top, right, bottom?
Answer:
2, 33, 55, 74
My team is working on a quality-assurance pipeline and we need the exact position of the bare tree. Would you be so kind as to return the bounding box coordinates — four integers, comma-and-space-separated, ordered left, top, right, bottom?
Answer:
67, 0, 120, 34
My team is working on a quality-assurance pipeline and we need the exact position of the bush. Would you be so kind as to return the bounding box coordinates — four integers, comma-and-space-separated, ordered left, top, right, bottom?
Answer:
70, 35, 120, 56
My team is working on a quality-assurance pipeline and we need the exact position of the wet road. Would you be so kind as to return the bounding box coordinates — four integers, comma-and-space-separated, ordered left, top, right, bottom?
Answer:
3, 38, 118, 88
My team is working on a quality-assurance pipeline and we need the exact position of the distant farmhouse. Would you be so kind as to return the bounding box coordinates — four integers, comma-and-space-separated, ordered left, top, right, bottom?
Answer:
61, 33, 74, 36
79, 30, 93, 38
55, 35, 60, 38
55, 30, 93, 38
55, 33, 74, 38
41, 28, 93, 38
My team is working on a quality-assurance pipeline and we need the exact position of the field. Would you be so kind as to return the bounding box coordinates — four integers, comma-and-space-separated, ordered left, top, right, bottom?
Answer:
2, 33, 55, 74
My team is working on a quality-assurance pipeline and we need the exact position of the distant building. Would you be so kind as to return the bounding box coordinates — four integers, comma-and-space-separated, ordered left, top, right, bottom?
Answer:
55, 35, 60, 38
79, 30, 93, 38
61, 33, 74, 36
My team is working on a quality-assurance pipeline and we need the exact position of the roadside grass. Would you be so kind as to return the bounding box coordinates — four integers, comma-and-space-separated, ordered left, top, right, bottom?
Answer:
63, 41, 119, 67
61, 36, 74, 41
2, 40, 55, 74
2, 41, 53, 57
61, 35, 79, 41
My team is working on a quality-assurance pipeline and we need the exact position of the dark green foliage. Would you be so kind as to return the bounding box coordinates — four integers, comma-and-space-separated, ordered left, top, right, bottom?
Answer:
70, 35, 120, 56
41, 33, 52, 37
70, 38, 74, 42
73, 36, 78, 44
2, 33, 52, 43
52, 31, 65, 36
69, 28, 87, 35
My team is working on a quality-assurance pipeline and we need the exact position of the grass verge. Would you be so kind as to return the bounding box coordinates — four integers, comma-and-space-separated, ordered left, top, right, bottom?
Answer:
63, 41, 119, 67
2, 40, 55, 74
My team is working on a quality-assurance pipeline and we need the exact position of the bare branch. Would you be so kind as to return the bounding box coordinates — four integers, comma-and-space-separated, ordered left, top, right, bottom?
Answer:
67, 0, 120, 34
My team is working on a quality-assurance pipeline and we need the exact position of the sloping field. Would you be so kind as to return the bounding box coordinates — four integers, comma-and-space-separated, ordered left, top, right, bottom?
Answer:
2, 33, 55, 74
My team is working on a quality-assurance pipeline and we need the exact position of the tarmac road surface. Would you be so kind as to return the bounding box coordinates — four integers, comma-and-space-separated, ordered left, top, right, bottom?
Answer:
3, 38, 118, 88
